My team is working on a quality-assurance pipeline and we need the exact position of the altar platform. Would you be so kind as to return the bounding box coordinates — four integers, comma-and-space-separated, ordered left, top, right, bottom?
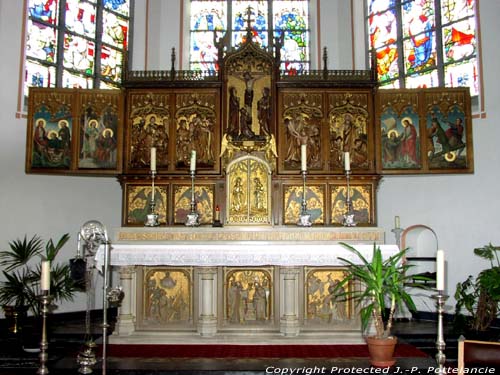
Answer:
100, 226, 395, 345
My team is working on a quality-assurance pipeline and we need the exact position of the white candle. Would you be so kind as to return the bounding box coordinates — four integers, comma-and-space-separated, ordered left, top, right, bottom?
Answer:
150, 147, 156, 171
300, 144, 307, 171
436, 249, 445, 291
41, 260, 51, 291
344, 152, 350, 171
395, 216, 400, 229
190, 150, 196, 172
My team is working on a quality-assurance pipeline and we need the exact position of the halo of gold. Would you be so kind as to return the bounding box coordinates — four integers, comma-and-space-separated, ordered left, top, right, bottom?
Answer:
103, 128, 114, 137
145, 114, 158, 125
88, 119, 99, 128
401, 117, 412, 128
58, 119, 69, 128
177, 116, 188, 124
444, 151, 457, 162
387, 129, 399, 139
35, 118, 46, 128
47, 130, 58, 138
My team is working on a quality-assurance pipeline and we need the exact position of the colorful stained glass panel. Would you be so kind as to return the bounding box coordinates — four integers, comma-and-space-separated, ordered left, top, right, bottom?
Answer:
104, 0, 130, 17
100, 46, 123, 82
403, 32, 437, 74
62, 70, 94, 89
374, 43, 399, 81
368, 9, 397, 49
25, 61, 56, 92
401, 0, 435, 39
102, 11, 129, 49
444, 61, 478, 93
441, 0, 475, 24
442, 20, 476, 64
63, 34, 95, 74
405, 70, 439, 89
26, 20, 57, 63
65, 0, 96, 38
190, 1, 226, 30
29, 0, 59, 25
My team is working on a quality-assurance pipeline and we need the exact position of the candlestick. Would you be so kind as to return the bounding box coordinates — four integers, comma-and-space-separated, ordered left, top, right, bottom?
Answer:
144, 170, 160, 227
185, 170, 200, 226
150, 147, 156, 172
395, 215, 400, 229
436, 249, 445, 291
37, 292, 53, 375
297, 170, 312, 227
41, 260, 50, 291
301, 144, 307, 171
433, 291, 448, 374
344, 152, 350, 171
190, 150, 196, 172
342, 169, 356, 227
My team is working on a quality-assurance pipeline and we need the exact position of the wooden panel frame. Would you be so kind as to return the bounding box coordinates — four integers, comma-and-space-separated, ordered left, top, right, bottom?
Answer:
26, 88, 124, 175
123, 182, 169, 226
172, 183, 215, 225
375, 88, 473, 174
329, 182, 376, 226
282, 183, 326, 225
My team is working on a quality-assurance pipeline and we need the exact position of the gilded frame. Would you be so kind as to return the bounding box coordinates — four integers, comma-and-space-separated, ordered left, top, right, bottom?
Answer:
123, 183, 169, 226
282, 183, 326, 225
172, 183, 215, 225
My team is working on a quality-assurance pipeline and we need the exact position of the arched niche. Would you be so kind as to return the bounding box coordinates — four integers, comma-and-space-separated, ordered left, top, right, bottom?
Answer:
225, 155, 272, 225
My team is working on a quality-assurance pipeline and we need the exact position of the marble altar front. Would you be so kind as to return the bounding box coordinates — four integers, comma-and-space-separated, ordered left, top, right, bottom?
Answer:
100, 227, 395, 344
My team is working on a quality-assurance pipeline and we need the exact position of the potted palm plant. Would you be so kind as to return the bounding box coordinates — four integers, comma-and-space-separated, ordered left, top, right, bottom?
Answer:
334, 242, 431, 367
0, 233, 77, 333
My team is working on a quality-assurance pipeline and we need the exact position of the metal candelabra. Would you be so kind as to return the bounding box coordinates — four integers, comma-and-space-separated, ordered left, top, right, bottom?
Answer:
433, 291, 448, 374
297, 170, 312, 227
342, 170, 356, 227
37, 292, 53, 375
185, 170, 200, 227
144, 170, 160, 227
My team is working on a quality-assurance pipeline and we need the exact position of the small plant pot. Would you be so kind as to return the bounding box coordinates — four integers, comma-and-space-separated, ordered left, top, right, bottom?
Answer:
366, 336, 397, 367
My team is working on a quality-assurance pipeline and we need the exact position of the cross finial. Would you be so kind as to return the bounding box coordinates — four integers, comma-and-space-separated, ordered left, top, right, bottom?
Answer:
245, 6, 255, 41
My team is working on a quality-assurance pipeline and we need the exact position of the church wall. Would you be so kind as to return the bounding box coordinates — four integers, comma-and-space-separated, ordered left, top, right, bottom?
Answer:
0, 0, 499, 317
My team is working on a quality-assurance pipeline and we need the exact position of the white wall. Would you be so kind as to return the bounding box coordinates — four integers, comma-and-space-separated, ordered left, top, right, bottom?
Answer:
1, 0, 499, 317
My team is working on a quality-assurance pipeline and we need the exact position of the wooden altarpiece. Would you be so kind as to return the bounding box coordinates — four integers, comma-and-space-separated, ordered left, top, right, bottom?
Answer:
25, 28, 474, 228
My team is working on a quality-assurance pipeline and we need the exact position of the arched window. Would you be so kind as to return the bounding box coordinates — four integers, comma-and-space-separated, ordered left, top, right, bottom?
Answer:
367, 0, 479, 96
189, 0, 310, 73
24, 0, 131, 99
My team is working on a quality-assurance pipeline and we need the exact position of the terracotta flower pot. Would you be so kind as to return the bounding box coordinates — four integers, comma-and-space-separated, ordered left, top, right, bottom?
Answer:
366, 336, 397, 367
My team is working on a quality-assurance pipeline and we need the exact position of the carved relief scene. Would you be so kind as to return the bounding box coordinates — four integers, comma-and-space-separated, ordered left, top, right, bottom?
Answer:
305, 269, 351, 324
225, 268, 273, 325
142, 267, 192, 325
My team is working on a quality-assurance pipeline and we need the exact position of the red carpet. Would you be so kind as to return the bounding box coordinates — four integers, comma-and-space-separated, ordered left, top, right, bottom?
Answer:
107, 343, 429, 358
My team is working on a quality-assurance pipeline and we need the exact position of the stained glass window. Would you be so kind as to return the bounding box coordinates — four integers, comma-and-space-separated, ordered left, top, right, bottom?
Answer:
25, 0, 131, 99
367, 0, 478, 96
189, 0, 310, 73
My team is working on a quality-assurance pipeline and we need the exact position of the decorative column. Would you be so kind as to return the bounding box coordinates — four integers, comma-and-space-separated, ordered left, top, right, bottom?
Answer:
197, 267, 217, 337
279, 267, 301, 337
115, 266, 136, 336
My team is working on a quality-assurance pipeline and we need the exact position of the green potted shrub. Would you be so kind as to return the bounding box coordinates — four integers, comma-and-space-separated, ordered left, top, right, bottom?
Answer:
334, 242, 431, 367
454, 243, 500, 338
0, 233, 77, 332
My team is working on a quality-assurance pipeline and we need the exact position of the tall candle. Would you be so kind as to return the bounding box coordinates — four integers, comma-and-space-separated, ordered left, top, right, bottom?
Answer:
190, 150, 196, 172
395, 216, 400, 229
150, 147, 156, 171
215, 205, 220, 221
41, 260, 51, 291
344, 152, 350, 171
436, 249, 445, 291
300, 144, 307, 171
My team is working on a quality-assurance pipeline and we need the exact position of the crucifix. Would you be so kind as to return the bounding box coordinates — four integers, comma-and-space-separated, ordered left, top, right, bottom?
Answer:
245, 6, 255, 40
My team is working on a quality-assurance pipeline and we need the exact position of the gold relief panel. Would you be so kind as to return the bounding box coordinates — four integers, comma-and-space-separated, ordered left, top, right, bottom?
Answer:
227, 157, 271, 225
283, 185, 325, 225
330, 185, 373, 225
224, 267, 274, 325
125, 184, 168, 226
127, 92, 171, 171
328, 93, 370, 171
142, 267, 192, 325
173, 184, 214, 224
305, 268, 352, 324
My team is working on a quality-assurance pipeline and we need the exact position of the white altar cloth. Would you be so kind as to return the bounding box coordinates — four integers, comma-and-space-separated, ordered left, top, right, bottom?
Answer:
96, 242, 399, 268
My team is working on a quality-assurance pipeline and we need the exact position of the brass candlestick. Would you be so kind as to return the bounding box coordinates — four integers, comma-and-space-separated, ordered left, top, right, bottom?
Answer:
342, 170, 356, 226
433, 291, 448, 374
37, 291, 53, 375
185, 170, 200, 226
297, 170, 312, 227
144, 170, 160, 227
